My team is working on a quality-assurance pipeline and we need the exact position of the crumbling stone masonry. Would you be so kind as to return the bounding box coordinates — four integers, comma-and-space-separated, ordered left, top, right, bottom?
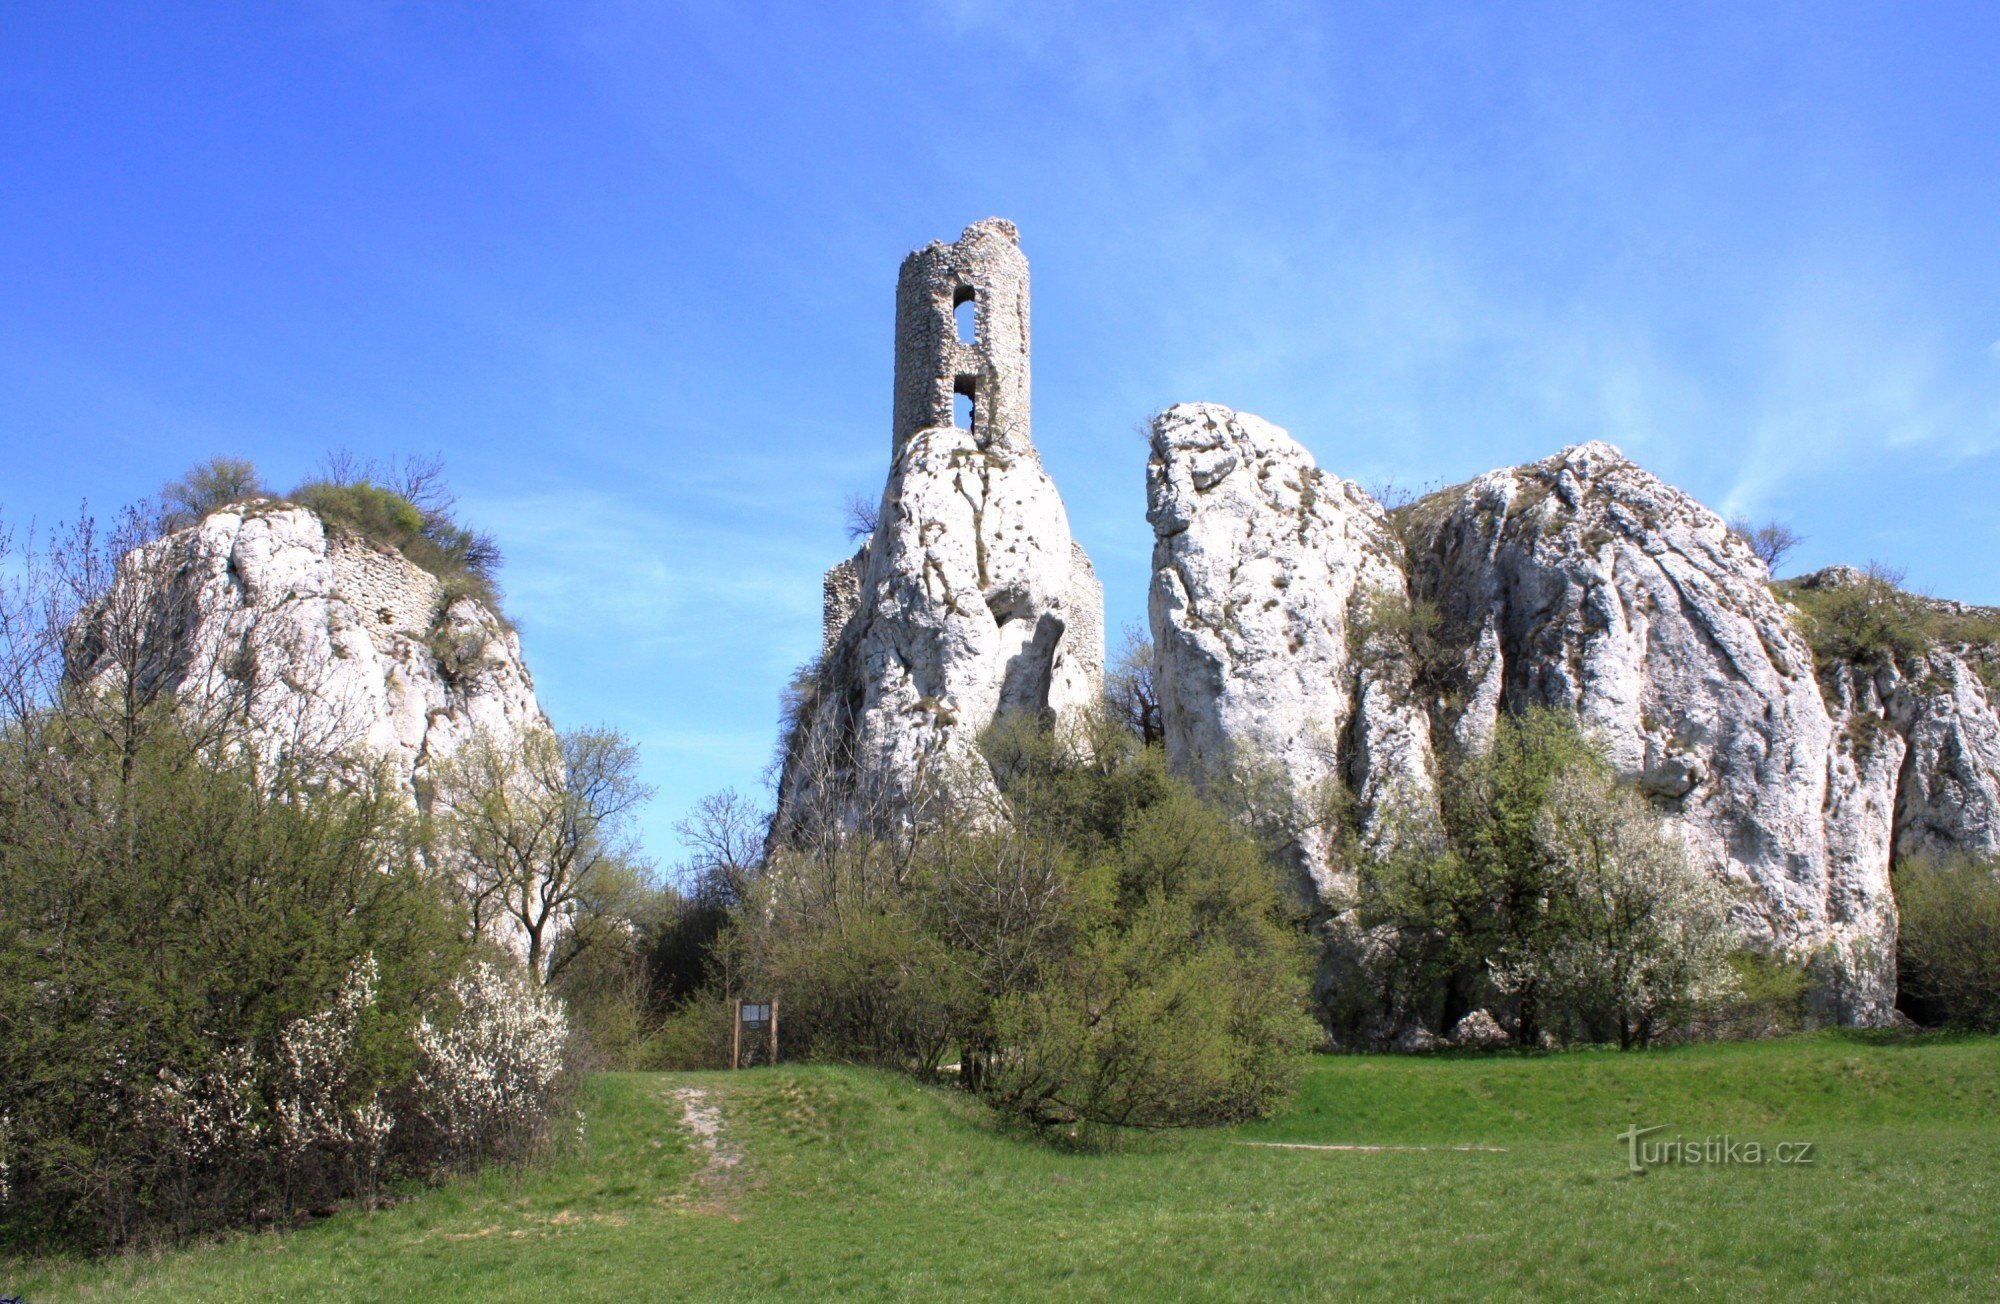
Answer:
892, 216, 1032, 455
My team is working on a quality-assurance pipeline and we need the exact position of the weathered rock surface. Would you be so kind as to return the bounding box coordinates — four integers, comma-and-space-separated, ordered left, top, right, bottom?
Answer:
1796, 566, 2000, 858
1400, 443, 1895, 1014
774, 220, 1103, 838
1894, 648, 2000, 858
71, 502, 546, 802
1390, 1025, 1446, 1054
1144, 424, 2000, 1023
1145, 403, 1435, 896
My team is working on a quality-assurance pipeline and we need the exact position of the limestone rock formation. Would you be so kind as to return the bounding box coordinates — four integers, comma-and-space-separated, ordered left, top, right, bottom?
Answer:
1894, 649, 2000, 857
1144, 426, 1992, 1023
1398, 442, 1894, 1012
774, 220, 1103, 837
1145, 403, 1435, 896
1795, 566, 2000, 859
71, 501, 547, 802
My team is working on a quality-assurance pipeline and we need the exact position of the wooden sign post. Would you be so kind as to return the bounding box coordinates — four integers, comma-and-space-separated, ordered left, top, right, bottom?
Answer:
732, 999, 779, 1070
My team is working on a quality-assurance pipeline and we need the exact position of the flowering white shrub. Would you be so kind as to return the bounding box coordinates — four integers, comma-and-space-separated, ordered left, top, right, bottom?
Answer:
414, 961, 571, 1164
1, 1111, 11, 1207
1490, 770, 1742, 1047
143, 1043, 262, 1165
261, 954, 413, 1207
276, 952, 380, 1160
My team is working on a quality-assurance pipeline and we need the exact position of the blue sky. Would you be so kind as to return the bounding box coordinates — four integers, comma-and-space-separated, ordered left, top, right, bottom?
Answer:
5, 2, 1998, 859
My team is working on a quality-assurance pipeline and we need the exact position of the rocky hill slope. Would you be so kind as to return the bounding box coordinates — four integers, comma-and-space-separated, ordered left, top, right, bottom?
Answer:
70, 499, 547, 802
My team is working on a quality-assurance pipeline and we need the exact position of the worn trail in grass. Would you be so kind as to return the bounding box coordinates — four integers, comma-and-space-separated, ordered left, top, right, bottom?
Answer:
14, 1033, 1999, 1301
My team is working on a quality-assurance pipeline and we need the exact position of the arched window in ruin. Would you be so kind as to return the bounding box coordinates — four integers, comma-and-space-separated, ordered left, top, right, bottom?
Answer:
954, 374, 978, 432
952, 284, 977, 345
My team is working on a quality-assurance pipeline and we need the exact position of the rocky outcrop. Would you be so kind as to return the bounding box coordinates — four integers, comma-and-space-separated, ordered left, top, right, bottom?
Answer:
777, 422, 1103, 835
1145, 403, 1435, 896
70, 502, 546, 802
1144, 425, 1993, 1023
1796, 567, 2000, 862
1400, 443, 1894, 1013
773, 220, 1103, 838
1894, 649, 2000, 858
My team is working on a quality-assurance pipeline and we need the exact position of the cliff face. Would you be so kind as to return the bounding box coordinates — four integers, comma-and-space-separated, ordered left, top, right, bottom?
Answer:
776, 415, 1103, 836
1146, 403, 1434, 897
71, 502, 546, 801
1400, 444, 1891, 1017
1145, 415, 1999, 1025
1797, 567, 2000, 861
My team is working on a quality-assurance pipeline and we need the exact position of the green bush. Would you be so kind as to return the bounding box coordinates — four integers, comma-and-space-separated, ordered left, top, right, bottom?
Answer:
155, 456, 507, 622
727, 718, 1316, 1130
1778, 566, 1939, 674
1707, 952, 1812, 1039
0, 709, 469, 1250
640, 993, 739, 1071
1896, 854, 2000, 1030
1344, 708, 1741, 1049
983, 781, 1317, 1129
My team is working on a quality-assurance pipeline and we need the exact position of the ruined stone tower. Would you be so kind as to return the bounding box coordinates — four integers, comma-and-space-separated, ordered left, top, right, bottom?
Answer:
892, 217, 1031, 454
774, 219, 1103, 840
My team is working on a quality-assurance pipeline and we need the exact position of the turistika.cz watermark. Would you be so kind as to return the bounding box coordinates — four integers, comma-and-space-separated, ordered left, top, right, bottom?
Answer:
1617, 1124, 1816, 1174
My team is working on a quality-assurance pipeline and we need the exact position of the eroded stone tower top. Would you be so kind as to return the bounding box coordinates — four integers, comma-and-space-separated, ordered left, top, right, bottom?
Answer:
892, 217, 1030, 454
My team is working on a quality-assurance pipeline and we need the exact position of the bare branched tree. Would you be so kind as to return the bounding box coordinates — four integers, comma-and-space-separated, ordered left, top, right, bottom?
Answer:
1104, 624, 1162, 746
674, 788, 765, 908
1728, 516, 1804, 575
388, 452, 457, 532
843, 493, 880, 543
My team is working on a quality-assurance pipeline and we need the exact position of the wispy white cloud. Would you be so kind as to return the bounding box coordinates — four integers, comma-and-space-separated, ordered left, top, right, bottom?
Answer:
467, 487, 829, 665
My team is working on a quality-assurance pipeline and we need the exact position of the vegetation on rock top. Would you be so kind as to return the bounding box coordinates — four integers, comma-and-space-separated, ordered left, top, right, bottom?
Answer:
1777, 564, 2000, 682
157, 454, 507, 622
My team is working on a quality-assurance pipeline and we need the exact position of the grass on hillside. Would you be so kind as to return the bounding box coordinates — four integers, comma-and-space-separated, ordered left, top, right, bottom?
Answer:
11, 1032, 1999, 1301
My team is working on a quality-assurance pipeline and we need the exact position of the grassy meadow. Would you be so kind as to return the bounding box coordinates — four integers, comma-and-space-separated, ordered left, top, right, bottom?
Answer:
11, 1032, 1999, 1301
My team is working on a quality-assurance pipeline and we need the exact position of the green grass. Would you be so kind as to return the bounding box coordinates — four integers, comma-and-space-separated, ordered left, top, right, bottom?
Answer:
12, 1033, 2000, 1300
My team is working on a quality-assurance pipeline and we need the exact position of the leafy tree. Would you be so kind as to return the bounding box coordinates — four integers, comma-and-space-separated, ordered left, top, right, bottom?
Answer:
1492, 768, 1740, 1047
428, 725, 654, 984
1436, 707, 1608, 1043
1350, 708, 1742, 1048
982, 776, 1317, 1129
1895, 854, 2000, 1030
0, 708, 466, 1249
0, 499, 572, 1252
159, 456, 267, 531
724, 714, 1316, 1129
